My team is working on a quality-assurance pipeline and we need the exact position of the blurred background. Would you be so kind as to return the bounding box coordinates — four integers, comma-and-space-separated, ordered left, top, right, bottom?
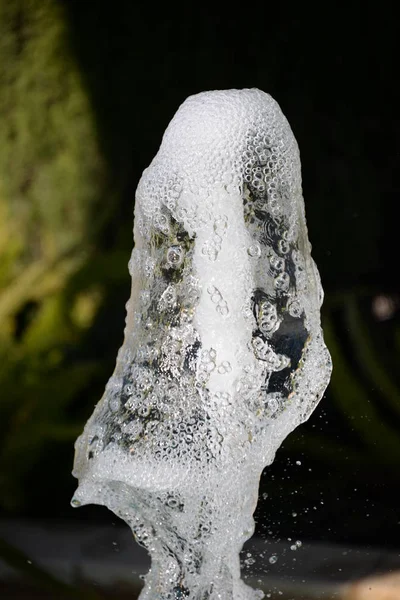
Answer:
0, 0, 398, 597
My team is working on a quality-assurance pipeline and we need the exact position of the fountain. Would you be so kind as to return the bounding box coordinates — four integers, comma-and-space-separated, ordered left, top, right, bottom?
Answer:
72, 89, 332, 599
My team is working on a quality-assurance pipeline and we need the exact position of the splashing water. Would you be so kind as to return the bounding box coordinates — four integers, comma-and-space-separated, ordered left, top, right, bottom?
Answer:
72, 89, 332, 599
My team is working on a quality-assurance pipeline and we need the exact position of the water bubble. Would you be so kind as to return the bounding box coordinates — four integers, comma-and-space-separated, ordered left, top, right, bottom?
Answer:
214, 215, 228, 236
278, 239, 290, 254
247, 242, 261, 258
159, 285, 177, 309
171, 183, 182, 198
269, 555, 278, 564
274, 272, 290, 292
165, 382, 179, 399
167, 245, 184, 267
154, 212, 170, 234
207, 285, 222, 304
216, 301, 229, 317
288, 299, 302, 318
167, 497, 179, 509
217, 361, 232, 374
138, 404, 151, 417
270, 255, 285, 272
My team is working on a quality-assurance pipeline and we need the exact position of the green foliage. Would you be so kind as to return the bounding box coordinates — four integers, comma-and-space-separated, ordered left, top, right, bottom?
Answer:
0, 0, 124, 512
0, 0, 106, 259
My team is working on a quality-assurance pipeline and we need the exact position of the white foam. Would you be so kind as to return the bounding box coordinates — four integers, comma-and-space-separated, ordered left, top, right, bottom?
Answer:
72, 89, 332, 599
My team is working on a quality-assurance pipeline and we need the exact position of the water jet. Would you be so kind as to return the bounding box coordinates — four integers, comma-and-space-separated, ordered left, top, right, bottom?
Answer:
72, 89, 332, 599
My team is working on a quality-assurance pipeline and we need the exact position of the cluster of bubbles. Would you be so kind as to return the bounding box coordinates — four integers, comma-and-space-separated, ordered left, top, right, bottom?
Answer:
72, 89, 332, 600
207, 284, 229, 317
201, 215, 228, 261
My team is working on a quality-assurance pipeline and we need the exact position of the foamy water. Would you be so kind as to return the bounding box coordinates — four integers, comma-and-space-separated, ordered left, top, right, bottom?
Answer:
72, 89, 332, 599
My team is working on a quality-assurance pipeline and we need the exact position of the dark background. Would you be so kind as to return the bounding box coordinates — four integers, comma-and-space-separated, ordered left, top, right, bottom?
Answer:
0, 0, 399, 571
